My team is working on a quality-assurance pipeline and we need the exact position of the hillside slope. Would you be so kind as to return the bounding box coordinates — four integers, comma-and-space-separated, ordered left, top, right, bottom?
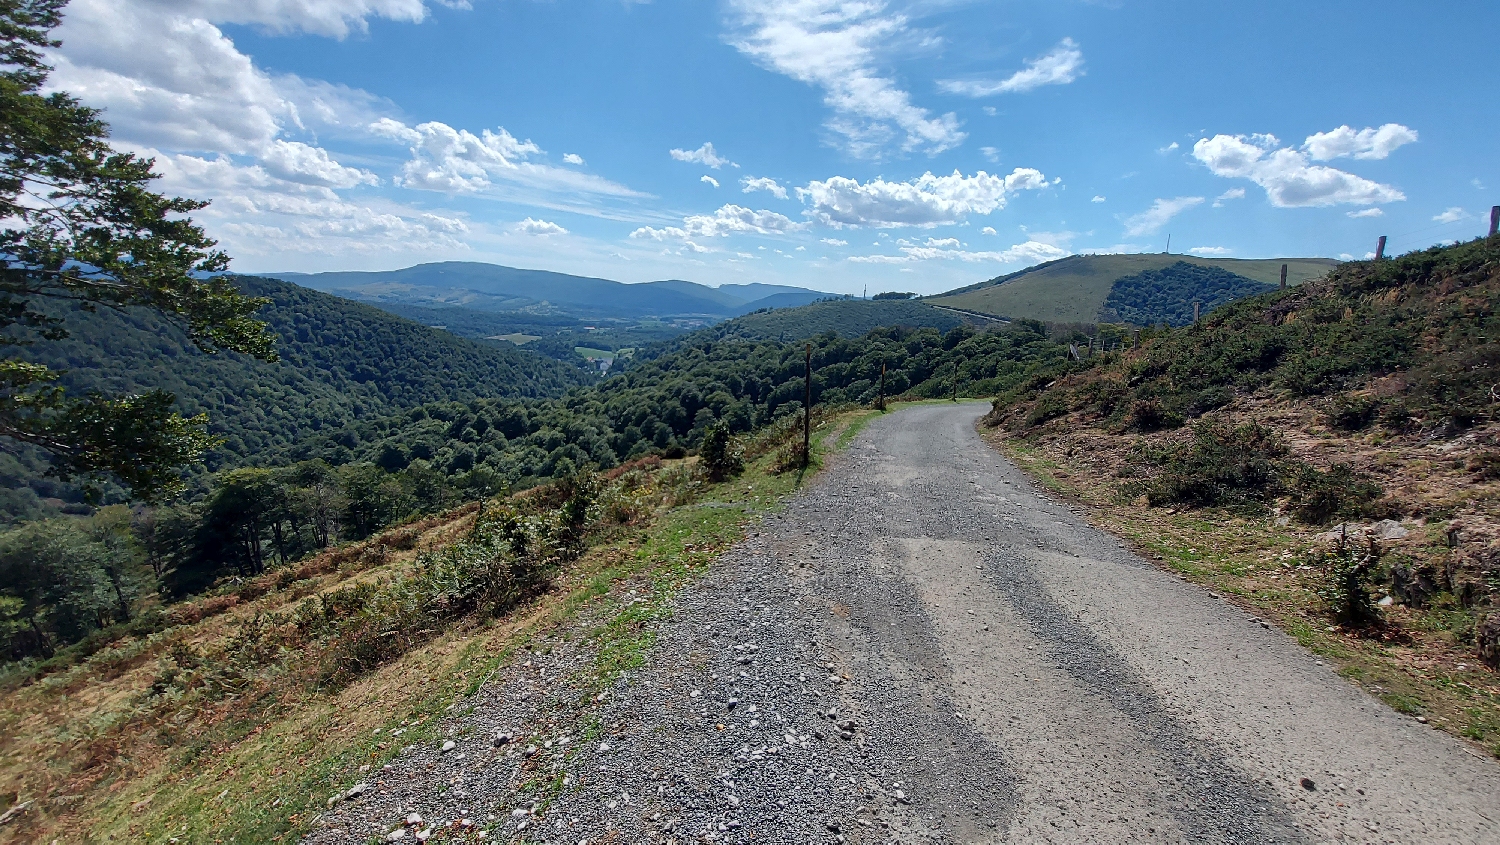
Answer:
981, 236, 1500, 749
713, 298, 969, 341
0, 276, 587, 520
930, 253, 1338, 323
272, 262, 831, 319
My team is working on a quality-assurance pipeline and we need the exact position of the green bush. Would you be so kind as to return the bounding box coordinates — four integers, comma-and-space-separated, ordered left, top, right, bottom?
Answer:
1287, 463, 1383, 525
1137, 419, 1288, 511
698, 421, 745, 482
1310, 534, 1383, 625
1327, 394, 1381, 431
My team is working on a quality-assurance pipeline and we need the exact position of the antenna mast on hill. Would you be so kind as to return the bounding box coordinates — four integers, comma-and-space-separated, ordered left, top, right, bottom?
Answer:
1164, 234, 1171, 255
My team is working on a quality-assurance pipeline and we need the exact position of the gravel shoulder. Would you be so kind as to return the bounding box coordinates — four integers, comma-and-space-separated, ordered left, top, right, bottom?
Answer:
310, 403, 1500, 844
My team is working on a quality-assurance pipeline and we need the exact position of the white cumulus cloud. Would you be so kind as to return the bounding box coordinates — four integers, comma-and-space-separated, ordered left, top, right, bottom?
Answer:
261, 139, 377, 188
980, 226, 997, 235
1192, 130, 1407, 208
373, 119, 642, 198
1212, 187, 1245, 207
516, 217, 567, 236
849, 240, 1066, 265
1303, 124, 1418, 161
939, 38, 1084, 96
1091, 195, 1105, 203
562, 153, 585, 165
727, 0, 963, 157
1188, 246, 1231, 256
1347, 208, 1384, 218
670, 142, 736, 169
741, 176, 789, 200
702, 175, 720, 188
1123, 197, 1204, 237
820, 237, 848, 246
1433, 207, 1468, 223
630, 204, 809, 248
798, 168, 1050, 228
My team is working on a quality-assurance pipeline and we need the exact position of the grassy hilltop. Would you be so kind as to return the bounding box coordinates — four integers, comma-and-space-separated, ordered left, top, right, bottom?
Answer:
930, 253, 1339, 323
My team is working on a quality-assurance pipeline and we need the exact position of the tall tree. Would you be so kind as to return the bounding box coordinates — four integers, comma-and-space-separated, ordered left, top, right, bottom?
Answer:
0, 0, 274, 500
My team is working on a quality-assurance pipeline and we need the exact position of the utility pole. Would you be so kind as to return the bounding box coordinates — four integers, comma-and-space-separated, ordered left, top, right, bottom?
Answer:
803, 343, 812, 468
1165, 234, 1171, 255
1193, 301, 1201, 324
1375, 235, 1387, 260
1280, 263, 1288, 290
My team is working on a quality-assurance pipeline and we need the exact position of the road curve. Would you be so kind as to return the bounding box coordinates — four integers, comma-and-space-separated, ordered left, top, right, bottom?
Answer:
314, 403, 1500, 844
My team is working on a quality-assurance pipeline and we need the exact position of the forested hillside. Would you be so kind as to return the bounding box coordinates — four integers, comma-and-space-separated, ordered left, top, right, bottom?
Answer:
0, 276, 588, 522
713, 298, 971, 340
291, 320, 1071, 492
1099, 261, 1275, 326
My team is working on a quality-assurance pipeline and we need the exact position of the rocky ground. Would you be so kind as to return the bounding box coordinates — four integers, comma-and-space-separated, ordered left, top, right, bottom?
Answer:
306, 403, 1500, 845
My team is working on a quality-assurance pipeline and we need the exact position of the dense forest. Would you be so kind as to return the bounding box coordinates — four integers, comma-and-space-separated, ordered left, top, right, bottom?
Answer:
1, 277, 590, 522
1098, 261, 1275, 327
1, 309, 1075, 662
714, 298, 970, 340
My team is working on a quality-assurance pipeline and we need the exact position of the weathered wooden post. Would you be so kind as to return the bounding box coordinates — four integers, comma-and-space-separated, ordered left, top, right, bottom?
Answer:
1280, 263, 1288, 290
1193, 301, 1201, 323
803, 343, 812, 467
877, 363, 887, 411
1490, 206, 1499, 237
1375, 235, 1387, 260
951, 360, 959, 402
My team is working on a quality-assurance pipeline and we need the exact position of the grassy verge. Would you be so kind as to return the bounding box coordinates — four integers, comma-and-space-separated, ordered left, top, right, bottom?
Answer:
985, 427, 1500, 757
1, 408, 871, 843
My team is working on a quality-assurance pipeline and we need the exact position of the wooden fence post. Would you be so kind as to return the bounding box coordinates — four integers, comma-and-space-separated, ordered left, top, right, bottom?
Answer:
1280, 263, 1288, 290
1375, 235, 1387, 260
1490, 206, 1499, 237
1193, 301, 1201, 323
951, 360, 959, 402
877, 363, 887, 411
803, 343, 812, 467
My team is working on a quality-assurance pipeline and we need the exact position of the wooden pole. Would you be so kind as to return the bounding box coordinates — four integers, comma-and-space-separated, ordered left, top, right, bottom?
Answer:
1280, 263, 1288, 290
1490, 206, 1499, 237
951, 360, 959, 402
803, 343, 812, 467
878, 363, 887, 411
1375, 235, 1387, 260
1193, 301, 1201, 323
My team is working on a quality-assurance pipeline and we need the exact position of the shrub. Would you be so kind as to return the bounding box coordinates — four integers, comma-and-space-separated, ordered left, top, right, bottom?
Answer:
1328, 394, 1381, 431
1286, 463, 1382, 525
699, 421, 745, 482
1138, 419, 1287, 511
1125, 399, 1182, 432
1310, 534, 1383, 625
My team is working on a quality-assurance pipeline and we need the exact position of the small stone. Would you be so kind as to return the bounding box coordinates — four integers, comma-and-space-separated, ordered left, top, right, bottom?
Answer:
387, 829, 408, 841
441, 740, 456, 753
1377, 595, 1394, 607
1416, 716, 1428, 724
1300, 778, 1316, 791
405, 813, 423, 826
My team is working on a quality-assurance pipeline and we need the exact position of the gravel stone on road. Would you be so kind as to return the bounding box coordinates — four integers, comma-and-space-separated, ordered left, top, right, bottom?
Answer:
307, 403, 1500, 844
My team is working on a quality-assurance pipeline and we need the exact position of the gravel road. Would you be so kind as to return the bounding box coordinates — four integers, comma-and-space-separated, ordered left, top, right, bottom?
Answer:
311, 403, 1500, 844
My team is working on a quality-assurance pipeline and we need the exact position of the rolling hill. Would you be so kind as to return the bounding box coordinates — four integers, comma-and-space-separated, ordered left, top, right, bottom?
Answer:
929, 254, 1339, 324
0, 276, 588, 522
711, 298, 974, 341
268, 262, 832, 320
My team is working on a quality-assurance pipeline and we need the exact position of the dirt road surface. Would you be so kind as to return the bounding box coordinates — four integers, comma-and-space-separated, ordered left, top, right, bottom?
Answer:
312, 403, 1500, 844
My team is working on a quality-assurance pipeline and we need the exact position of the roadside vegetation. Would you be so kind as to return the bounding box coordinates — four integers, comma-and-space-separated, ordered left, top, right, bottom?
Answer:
984, 236, 1500, 754
0, 401, 877, 842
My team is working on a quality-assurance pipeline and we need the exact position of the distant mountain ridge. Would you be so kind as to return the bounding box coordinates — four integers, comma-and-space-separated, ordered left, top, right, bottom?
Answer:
265, 262, 833, 320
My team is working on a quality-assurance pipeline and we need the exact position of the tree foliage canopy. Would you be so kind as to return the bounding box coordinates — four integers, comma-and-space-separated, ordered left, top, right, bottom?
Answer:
0, 0, 275, 500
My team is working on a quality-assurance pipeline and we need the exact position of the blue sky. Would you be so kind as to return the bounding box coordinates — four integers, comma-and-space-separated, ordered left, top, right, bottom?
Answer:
49, 0, 1500, 294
